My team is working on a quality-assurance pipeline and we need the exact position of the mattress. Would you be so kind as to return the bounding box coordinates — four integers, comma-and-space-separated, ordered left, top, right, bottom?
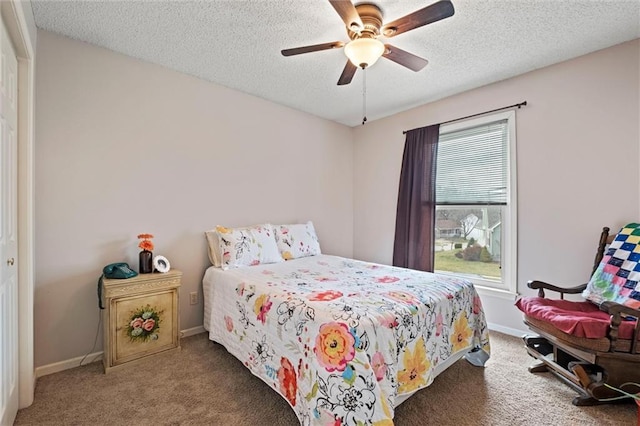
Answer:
202, 254, 490, 425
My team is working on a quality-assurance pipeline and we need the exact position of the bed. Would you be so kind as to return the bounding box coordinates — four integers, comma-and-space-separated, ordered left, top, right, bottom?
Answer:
202, 229, 490, 425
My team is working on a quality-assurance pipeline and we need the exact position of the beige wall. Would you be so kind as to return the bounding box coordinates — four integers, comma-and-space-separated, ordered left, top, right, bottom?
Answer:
35, 29, 640, 366
35, 31, 354, 367
353, 39, 640, 333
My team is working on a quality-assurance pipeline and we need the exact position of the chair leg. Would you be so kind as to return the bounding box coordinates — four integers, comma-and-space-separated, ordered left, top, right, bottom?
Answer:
572, 395, 600, 406
528, 360, 548, 373
523, 335, 551, 373
572, 394, 631, 406
523, 335, 553, 356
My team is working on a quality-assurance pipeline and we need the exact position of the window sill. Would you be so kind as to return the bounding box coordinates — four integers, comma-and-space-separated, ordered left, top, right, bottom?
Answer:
435, 270, 518, 300
474, 285, 519, 301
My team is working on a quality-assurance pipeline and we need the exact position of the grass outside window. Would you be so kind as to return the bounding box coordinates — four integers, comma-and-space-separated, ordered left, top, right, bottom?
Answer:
434, 249, 500, 281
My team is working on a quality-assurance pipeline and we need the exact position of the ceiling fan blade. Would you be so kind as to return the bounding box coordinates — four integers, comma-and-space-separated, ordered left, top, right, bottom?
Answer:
337, 60, 357, 86
382, 0, 455, 38
281, 41, 345, 57
383, 44, 428, 72
328, 0, 364, 32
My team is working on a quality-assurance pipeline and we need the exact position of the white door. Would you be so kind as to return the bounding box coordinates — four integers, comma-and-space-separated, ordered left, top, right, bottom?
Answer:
0, 12, 19, 426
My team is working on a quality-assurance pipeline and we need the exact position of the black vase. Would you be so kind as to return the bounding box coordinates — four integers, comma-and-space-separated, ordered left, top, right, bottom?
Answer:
139, 250, 153, 274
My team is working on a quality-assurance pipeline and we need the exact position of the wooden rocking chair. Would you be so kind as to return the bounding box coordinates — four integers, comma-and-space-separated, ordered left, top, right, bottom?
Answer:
516, 226, 640, 406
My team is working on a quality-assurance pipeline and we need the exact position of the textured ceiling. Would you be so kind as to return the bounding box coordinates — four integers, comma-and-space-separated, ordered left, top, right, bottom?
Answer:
32, 1, 640, 127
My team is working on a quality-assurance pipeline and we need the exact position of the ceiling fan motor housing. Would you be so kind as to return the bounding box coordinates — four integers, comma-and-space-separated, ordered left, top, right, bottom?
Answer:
347, 3, 383, 40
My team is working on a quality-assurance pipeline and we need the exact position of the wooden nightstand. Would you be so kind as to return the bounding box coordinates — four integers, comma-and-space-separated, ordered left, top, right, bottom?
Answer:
101, 269, 182, 373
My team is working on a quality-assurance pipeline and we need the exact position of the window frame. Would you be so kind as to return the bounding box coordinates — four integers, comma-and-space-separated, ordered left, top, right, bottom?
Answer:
434, 110, 517, 295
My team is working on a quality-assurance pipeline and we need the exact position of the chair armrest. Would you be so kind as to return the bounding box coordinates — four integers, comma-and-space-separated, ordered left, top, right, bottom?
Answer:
527, 280, 587, 299
600, 301, 640, 354
600, 301, 640, 318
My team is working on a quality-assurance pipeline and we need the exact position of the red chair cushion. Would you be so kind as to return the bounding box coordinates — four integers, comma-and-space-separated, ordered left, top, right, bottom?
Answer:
516, 297, 637, 339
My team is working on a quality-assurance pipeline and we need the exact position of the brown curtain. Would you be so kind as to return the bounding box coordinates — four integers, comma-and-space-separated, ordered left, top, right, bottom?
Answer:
392, 124, 440, 271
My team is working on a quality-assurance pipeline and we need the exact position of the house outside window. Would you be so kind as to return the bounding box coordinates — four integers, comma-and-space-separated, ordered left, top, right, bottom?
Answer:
433, 111, 517, 293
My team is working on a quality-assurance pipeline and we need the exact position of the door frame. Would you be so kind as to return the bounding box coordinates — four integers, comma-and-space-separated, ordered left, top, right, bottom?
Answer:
1, 0, 35, 408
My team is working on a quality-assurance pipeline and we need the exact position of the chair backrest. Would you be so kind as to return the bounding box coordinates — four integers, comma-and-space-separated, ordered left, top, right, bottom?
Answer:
590, 227, 614, 277
587, 226, 639, 354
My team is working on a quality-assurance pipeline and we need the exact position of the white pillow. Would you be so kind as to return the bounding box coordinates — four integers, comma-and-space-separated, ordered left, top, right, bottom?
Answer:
215, 224, 282, 269
204, 230, 222, 267
274, 221, 321, 260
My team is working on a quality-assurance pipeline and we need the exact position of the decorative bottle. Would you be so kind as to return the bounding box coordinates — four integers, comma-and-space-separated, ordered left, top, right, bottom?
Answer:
137, 233, 155, 274
139, 250, 153, 274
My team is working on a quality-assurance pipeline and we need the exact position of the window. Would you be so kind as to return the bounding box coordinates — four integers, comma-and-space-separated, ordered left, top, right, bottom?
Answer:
433, 111, 517, 293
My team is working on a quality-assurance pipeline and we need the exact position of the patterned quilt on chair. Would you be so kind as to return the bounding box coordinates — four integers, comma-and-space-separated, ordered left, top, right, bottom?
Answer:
203, 255, 490, 425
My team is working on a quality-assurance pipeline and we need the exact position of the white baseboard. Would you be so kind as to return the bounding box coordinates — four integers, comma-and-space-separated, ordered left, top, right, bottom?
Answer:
487, 322, 527, 338
36, 326, 208, 378
181, 325, 205, 337
35, 351, 103, 378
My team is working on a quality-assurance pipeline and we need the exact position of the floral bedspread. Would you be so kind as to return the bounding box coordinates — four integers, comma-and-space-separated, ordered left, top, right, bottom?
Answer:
204, 255, 490, 425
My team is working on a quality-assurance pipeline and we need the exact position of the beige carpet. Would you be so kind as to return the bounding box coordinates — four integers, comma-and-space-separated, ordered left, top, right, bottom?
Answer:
15, 331, 636, 425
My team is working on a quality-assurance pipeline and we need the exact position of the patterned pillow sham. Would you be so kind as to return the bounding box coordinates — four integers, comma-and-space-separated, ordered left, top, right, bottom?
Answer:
215, 224, 283, 270
274, 221, 321, 260
583, 223, 640, 309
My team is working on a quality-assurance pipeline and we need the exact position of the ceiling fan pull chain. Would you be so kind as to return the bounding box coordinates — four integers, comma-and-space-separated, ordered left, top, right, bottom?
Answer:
362, 66, 367, 125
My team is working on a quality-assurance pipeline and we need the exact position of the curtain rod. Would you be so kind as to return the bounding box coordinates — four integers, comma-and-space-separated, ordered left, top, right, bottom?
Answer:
402, 101, 528, 135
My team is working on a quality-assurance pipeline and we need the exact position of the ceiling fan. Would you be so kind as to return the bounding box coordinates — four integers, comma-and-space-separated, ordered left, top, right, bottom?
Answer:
281, 0, 455, 86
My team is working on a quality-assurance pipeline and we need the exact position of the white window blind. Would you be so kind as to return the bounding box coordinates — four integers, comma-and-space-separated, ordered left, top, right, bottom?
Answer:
436, 119, 508, 205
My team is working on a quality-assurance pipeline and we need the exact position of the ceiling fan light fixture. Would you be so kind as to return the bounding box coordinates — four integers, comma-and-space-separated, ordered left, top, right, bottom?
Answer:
344, 38, 385, 68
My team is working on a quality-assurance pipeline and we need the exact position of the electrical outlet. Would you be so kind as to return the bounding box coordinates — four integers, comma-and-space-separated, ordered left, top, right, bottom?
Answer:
190, 292, 198, 305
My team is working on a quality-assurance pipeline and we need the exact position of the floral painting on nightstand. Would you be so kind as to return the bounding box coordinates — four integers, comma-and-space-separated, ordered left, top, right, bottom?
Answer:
114, 292, 175, 362
126, 304, 163, 342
